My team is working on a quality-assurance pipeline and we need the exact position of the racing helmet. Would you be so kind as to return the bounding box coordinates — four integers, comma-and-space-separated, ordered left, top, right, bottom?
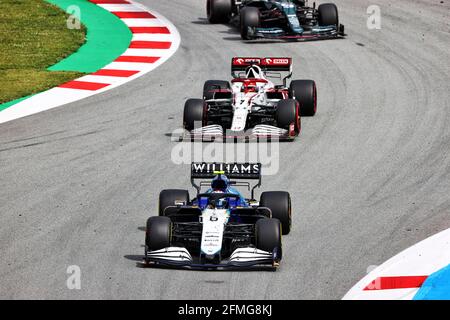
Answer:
211, 174, 230, 191
245, 65, 263, 79
215, 198, 229, 209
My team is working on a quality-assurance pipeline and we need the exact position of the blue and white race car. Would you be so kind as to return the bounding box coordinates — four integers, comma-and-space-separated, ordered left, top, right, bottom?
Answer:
143, 163, 292, 269
207, 0, 345, 41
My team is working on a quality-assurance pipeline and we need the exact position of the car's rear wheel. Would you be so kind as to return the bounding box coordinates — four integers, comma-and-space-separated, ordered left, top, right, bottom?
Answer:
240, 7, 260, 40
260, 191, 292, 235
145, 216, 172, 251
203, 80, 231, 100
318, 3, 339, 27
183, 98, 207, 131
275, 99, 300, 134
207, 0, 232, 23
159, 189, 190, 216
289, 80, 317, 116
255, 218, 282, 258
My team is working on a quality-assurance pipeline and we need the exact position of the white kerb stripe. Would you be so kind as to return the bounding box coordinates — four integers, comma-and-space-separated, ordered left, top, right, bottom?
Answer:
103, 62, 155, 71
132, 33, 173, 41
97, 4, 147, 12
75, 75, 125, 85
122, 48, 171, 57
120, 18, 163, 27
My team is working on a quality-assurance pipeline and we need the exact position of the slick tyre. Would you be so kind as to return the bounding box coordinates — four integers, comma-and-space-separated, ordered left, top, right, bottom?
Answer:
240, 7, 260, 40
318, 3, 339, 27
275, 99, 300, 134
159, 189, 190, 216
203, 80, 231, 100
207, 0, 232, 23
255, 218, 282, 258
260, 191, 292, 235
183, 99, 207, 131
145, 216, 172, 251
289, 80, 317, 116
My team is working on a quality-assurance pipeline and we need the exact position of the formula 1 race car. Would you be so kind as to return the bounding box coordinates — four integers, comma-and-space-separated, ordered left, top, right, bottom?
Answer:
207, 0, 345, 40
182, 57, 316, 141
143, 163, 292, 269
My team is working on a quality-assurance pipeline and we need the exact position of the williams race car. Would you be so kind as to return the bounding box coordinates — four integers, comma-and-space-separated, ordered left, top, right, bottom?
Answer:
143, 163, 292, 269
207, 0, 345, 40
182, 57, 316, 141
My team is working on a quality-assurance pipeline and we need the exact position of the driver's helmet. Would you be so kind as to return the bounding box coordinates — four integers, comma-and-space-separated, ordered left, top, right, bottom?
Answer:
215, 198, 228, 209
245, 65, 263, 79
211, 174, 230, 192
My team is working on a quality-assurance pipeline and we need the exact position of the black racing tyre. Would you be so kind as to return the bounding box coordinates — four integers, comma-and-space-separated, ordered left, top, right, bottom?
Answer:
203, 80, 231, 100
183, 98, 206, 131
289, 80, 317, 116
145, 216, 172, 251
318, 3, 339, 27
240, 7, 260, 40
260, 191, 292, 235
255, 218, 282, 256
275, 99, 300, 134
159, 189, 190, 216
207, 0, 232, 23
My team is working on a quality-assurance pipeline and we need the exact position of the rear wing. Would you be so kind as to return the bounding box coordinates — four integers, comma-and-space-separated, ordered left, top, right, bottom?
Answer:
231, 57, 293, 85
191, 162, 262, 198
191, 162, 261, 179
231, 57, 292, 72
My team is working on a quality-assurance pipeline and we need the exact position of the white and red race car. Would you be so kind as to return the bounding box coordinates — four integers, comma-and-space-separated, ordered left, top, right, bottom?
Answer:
182, 57, 317, 141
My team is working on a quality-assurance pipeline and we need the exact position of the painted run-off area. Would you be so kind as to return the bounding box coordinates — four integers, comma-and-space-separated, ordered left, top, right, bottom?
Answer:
0, 0, 86, 105
0, 0, 133, 109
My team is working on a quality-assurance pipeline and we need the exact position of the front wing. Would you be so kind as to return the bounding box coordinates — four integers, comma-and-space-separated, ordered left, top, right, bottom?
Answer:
176, 124, 297, 142
142, 246, 281, 270
252, 24, 345, 41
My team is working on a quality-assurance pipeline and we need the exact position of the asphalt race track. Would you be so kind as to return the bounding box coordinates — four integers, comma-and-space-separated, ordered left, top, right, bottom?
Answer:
0, 0, 449, 299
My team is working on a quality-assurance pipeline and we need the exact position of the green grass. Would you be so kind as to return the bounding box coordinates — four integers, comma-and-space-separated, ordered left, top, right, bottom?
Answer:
0, 0, 86, 104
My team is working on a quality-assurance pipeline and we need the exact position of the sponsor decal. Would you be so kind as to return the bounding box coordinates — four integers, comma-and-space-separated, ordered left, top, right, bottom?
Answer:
192, 163, 261, 177
263, 58, 291, 65
232, 57, 291, 71
233, 57, 262, 66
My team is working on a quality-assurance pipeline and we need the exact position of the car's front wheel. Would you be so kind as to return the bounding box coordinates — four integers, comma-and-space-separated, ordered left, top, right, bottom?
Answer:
145, 216, 172, 251
240, 7, 260, 40
318, 3, 339, 27
275, 99, 300, 135
183, 98, 207, 131
255, 218, 282, 260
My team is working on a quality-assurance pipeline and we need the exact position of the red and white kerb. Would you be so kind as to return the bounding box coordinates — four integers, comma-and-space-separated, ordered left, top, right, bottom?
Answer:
59, 0, 178, 91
